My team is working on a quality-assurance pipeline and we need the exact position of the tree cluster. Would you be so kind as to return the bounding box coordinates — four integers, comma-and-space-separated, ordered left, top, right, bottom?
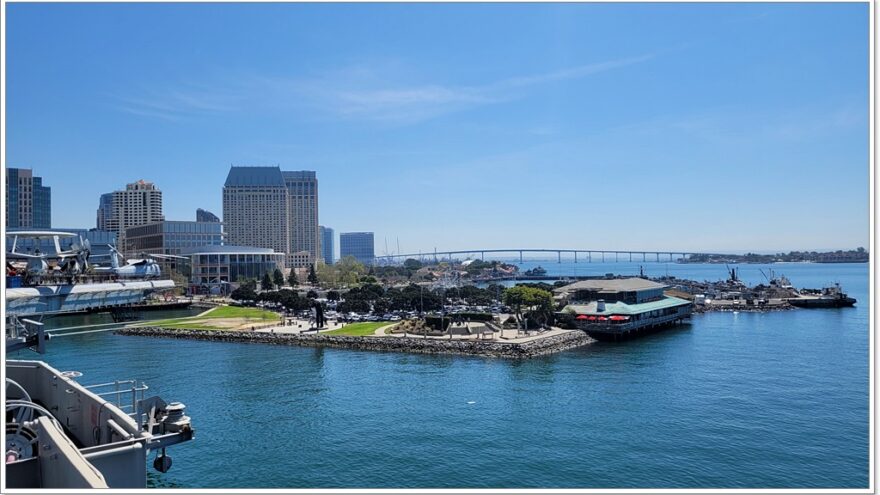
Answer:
334, 283, 509, 316
255, 289, 315, 312
502, 285, 555, 329
315, 256, 367, 287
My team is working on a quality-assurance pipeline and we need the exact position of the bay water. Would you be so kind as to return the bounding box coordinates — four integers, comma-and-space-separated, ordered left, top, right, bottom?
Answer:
12, 262, 869, 488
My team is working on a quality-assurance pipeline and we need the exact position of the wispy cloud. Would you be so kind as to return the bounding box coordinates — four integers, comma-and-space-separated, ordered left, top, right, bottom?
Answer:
113, 84, 244, 120
287, 54, 653, 123
493, 54, 653, 90
113, 54, 653, 124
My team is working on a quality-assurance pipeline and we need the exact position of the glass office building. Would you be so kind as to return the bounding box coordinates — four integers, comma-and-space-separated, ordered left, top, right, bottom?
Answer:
320, 226, 334, 265
125, 221, 224, 272
6, 167, 51, 229
196, 208, 220, 223
339, 232, 375, 266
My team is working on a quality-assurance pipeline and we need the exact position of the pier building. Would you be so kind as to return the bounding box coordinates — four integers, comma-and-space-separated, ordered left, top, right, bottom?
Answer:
555, 278, 692, 340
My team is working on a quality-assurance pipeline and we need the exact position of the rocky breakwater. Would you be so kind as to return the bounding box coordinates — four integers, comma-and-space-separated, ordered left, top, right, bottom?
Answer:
115, 327, 595, 358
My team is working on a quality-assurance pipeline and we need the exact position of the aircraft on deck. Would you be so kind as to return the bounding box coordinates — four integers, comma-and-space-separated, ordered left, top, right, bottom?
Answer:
91, 245, 188, 279
6, 231, 92, 284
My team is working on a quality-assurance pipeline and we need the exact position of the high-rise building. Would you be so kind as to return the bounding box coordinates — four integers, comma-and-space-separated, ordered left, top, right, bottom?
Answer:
96, 180, 164, 250
320, 226, 334, 265
6, 167, 51, 229
222, 166, 320, 269
196, 208, 220, 223
340, 232, 375, 266
283, 171, 320, 268
223, 166, 290, 266
96, 193, 114, 232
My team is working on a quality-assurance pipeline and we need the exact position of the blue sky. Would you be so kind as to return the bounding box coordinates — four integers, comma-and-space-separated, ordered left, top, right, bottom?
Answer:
6, 3, 869, 254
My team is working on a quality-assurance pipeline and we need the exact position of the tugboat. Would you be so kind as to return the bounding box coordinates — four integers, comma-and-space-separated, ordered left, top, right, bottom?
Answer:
787, 283, 856, 308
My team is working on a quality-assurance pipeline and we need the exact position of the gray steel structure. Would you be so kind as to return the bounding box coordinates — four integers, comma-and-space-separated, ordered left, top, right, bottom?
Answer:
375, 248, 720, 264
6, 278, 193, 488
7, 227, 117, 260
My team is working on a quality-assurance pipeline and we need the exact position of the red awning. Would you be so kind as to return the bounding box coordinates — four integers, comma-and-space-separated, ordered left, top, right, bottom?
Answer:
586, 315, 598, 321
598, 316, 608, 321
609, 315, 629, 321
575, 315, 589, 320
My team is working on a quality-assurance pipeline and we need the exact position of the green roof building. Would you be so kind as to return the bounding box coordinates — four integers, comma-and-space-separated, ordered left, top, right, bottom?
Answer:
555, 278, 692, 341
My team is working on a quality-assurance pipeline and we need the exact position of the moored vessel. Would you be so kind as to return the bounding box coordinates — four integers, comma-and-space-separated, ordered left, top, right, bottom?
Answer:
787, 283, 856, 308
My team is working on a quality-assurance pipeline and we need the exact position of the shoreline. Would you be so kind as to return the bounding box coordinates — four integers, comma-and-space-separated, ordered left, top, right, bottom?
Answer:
115, 326, 596, 359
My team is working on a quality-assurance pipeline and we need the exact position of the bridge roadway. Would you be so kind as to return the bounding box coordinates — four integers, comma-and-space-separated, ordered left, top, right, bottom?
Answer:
374, 249, 716, 264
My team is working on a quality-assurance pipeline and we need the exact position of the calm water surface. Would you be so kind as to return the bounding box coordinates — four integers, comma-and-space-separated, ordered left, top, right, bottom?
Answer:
14, 263, 869, 488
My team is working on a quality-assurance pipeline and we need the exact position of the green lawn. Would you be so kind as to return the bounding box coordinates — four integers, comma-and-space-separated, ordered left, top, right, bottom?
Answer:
323, 322, 390, 336
205, 306, 280, 320
152, 322, 228, 330
144, 305, 280, 330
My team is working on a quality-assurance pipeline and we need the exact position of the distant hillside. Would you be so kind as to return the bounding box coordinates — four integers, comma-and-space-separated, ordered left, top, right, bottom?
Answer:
684, 248, 868, 264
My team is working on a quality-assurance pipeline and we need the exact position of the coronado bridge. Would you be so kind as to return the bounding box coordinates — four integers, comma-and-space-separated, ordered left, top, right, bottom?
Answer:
373, 249, 719, 265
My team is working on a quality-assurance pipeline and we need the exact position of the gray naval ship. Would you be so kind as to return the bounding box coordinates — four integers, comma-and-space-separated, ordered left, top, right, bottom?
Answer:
5, 231, 195, 488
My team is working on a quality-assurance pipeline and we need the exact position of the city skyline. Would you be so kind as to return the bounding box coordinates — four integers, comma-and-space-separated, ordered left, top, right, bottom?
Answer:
6, 3, 870, 253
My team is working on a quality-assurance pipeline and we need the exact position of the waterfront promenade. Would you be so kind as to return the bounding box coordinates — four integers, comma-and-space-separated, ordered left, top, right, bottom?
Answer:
252, 318, 561, 343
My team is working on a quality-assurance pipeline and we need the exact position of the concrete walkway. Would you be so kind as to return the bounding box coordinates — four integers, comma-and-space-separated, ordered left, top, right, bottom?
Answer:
374, 323, 397, 336
254, 317, 345, 335
253, 319, 576, 345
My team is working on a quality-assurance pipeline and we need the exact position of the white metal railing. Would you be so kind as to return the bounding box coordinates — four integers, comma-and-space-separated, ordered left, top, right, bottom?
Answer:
83, 380, 149, 425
